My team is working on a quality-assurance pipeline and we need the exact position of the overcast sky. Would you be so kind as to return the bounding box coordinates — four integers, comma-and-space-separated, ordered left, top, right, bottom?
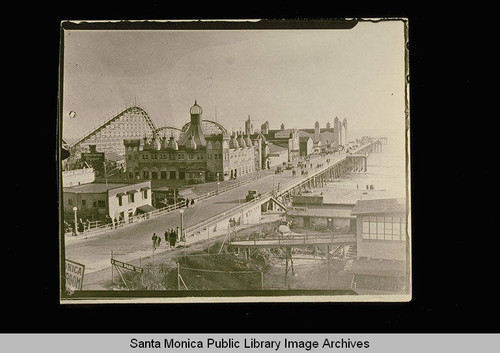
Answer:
62, 21, 406, 144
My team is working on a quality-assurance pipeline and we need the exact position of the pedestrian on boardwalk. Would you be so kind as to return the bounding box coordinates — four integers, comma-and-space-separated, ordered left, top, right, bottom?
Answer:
172, 230, 177, 247
113, 218, 118, 229
169, 229, 175, 248
185, 198, 189, 208
170, 228, 176, 248
78, 219, 84, 234
157, 235, 162, 248
152, 233, 158, 249
190, 199, 195, 207
163, 229, 170, 248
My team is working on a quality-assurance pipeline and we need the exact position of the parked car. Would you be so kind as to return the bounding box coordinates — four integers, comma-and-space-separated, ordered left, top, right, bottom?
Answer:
245, 190, 259, 202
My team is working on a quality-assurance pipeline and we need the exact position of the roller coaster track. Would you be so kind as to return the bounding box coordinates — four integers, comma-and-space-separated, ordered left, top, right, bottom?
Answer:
69, 106, 157, 151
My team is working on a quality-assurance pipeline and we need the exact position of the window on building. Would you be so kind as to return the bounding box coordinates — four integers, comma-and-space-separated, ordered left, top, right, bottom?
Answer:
68, 199, 73, 206
81, 200, 86, 206
362, 215, 405, 241
128, 193, 135, 203
384, 217, 393, 240
152, 171, 158, 179
142, 171, 150, 179
161, 171, 167, 179
118, 196, 123, 206
93, 201, 97, 207
142, 190, 148, 199
98, 200, 105, 208
377, 216, 384, 240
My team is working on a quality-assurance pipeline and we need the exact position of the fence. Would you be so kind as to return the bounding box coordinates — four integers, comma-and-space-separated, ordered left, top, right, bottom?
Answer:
241, 232, 356, 246
64, 141, 377, 239
66, 200, 186, 237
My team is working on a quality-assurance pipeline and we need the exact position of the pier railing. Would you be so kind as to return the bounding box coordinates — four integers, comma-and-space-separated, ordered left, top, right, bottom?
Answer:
184, 192, 273, 238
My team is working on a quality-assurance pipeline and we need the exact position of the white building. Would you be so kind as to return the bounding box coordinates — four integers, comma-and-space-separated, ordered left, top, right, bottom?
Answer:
63, 180, 153, 223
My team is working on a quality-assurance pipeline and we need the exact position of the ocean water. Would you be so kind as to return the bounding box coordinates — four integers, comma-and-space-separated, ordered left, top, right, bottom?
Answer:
327, 138, 407, 199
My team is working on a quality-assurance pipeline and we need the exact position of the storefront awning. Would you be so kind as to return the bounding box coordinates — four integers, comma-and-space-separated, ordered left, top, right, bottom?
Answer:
140, 186, 151, 191
136, 204, 156, 213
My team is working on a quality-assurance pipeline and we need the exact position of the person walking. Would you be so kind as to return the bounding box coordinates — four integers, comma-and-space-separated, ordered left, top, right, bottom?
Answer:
152, 233, 158, 250
168, 229, 174, 248
171, 229, 177, 248
78, 218, 84, 234
163, 229, 170, 248
157, 235, 162, 248
190, 199, 195, 207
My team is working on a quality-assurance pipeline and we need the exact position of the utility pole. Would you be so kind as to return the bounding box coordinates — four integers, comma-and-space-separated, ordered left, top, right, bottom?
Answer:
103, 161, 108, 187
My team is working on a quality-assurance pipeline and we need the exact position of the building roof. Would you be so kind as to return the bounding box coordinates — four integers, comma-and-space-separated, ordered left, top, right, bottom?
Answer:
299, 128, 335, 134
63, 182, 131, 194
105, 151, 125, 162
136, 204, 156, 213
287, 207, 355, 218
351, 198, 406, 215
350, 258, 406, 277
268, 143, 288, 154
63, 181, 150, 194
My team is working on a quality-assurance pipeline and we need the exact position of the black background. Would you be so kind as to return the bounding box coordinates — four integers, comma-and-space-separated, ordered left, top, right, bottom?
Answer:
4, 2, 495, 333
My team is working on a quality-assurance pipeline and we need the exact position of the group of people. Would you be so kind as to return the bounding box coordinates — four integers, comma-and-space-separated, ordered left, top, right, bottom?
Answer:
104, 214, 123, 229
151, 227, 181, 250
164, 227, 179, 248
69, 218, 92, 236
184, 198, 195, 208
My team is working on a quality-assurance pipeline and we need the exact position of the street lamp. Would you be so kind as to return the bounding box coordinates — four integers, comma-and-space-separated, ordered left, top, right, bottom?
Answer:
179, 209, 184, 242
72, 206, 78, 236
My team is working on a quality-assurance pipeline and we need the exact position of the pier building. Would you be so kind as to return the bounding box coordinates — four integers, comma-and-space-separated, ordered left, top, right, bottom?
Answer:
63, 180, 153, 223
124, 101, 261, 182
349, 198, 407, 292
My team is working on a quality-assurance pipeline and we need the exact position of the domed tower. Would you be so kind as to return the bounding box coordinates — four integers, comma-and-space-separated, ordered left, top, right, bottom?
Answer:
245, 134, 252, 147
314, 121, 320, 143
245, 115, 254, 136
237, 131, 246, 148
167, 134, 178, 150
333, 117, 341, 147
179, 100, 206, 147
229, 132, 239, 149
342, 118, 348, 145
186, 136, 197, 150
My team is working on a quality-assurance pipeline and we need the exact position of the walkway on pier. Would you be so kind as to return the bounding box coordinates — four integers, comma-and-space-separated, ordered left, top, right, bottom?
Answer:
64, 138, 384, 278
229, 234, 356, 248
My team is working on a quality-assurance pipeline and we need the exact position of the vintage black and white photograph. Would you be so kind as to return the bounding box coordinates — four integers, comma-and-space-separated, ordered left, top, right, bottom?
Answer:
59, 19, 410, 303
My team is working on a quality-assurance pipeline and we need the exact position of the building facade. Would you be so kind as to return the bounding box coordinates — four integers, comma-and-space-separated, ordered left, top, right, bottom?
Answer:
124, 101, 261, 182
349, 198, 407, 292
299, 136, 313, 156
63, 180, 153, 223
